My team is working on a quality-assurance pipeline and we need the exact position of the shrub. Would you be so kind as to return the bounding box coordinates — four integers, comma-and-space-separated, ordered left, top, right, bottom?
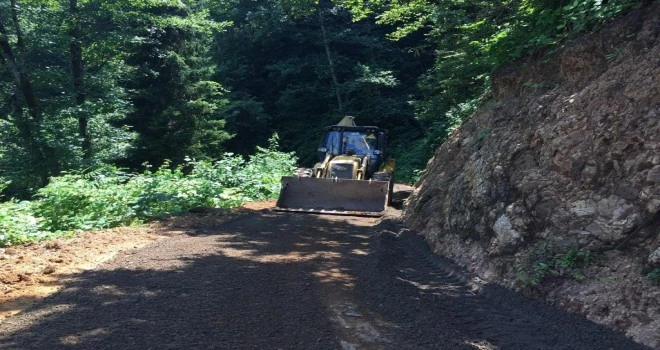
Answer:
1, 135, 296, 245
515, 241, 594, 288
33, 168, 136, 231
646, 268, 660, 283
0, 201, 48, 247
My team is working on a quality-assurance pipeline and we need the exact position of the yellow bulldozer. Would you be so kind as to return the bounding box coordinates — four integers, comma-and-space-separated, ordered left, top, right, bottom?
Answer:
276, 116, 395, 216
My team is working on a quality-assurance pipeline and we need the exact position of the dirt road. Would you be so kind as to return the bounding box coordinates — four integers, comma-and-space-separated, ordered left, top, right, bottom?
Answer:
0, 209, 647, 349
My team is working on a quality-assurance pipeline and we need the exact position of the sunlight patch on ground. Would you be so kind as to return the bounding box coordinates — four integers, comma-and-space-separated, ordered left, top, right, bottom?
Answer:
0, 285, 61, 319
313, 267, 355, 287
0, 228, 166, 321
215, 243, 320, 263
0, 303, 75, 334
214, 239, 346, 265
329, 302, 396, 349
465, 339, 499, 350
59, 327, 111, 345
350, 249, 369, 256
395, 276, 463, 297
317, 215, 379, 227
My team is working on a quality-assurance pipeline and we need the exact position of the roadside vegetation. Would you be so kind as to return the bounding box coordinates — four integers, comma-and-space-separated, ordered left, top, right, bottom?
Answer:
515, 242, 595, 288
647, 268, 660, 283
0, 136, 295, 247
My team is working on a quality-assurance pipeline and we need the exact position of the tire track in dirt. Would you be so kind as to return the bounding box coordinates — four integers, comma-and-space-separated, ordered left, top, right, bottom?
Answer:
358, 228, 649, 349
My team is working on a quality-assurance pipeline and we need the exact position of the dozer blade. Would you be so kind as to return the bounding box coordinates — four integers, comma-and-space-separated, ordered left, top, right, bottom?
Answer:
275, 176, 390, 216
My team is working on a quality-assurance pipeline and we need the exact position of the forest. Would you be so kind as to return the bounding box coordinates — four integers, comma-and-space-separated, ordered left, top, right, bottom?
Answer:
0, 0, 643, 246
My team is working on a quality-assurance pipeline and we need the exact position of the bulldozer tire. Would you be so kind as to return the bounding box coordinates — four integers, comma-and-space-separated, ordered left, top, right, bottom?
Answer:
293, 167, 313, 178
371, 172, 391, 182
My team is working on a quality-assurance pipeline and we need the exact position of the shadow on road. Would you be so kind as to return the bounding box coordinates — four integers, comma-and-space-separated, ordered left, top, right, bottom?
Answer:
0, 211, 648, 350
0, 212, 373, 349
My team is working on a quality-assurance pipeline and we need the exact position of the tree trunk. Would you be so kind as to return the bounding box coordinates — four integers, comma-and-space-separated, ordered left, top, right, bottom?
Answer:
0, 20, 39, 121
318, 5, 343, 113
0, 11, 51, 186
69, 0, 91, 158
10, 0, 25, 53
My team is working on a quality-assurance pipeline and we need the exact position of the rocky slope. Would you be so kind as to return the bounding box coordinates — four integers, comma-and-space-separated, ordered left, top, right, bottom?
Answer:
403, 4, 660, 348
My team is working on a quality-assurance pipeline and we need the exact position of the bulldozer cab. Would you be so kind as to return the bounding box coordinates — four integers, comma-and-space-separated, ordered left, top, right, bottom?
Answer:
317, 126, 388, 176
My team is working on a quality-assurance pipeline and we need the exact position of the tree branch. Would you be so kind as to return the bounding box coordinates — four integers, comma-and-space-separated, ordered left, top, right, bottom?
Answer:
10, 0, 26, 53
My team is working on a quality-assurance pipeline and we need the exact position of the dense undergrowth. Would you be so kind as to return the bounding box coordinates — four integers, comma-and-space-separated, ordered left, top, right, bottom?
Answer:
0, 137, 296, 247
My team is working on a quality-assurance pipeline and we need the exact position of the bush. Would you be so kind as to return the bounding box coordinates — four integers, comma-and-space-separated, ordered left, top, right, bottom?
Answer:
515, 241, 594, 288
646, 268, 660, 283
0, 135, 296, 246
0, 201, 49, 246
33, 168, 134, 232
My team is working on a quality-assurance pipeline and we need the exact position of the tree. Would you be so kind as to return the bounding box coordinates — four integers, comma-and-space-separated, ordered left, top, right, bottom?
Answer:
68, 0, 90, 158
0, 0, 136, 195
121, 0, 232, 166
0, 1, 53, 190
210, 0, 426, 164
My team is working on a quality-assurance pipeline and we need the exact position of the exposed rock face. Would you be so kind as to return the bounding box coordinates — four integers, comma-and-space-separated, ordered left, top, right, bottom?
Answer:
404, 5, 660, 348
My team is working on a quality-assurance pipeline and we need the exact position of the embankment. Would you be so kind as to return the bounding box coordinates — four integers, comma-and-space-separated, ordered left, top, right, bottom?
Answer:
404, 4, 660, 347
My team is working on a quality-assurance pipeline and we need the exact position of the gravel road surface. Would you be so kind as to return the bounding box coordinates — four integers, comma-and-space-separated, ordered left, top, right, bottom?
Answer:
0, 210, 647, 349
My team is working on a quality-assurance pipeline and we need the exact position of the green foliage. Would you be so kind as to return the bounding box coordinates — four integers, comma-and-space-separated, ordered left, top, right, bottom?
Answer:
1, 0, 645, 207
0, 181, 9, 196
606, 46, 623, 62
0, 136, 296, 245
391, 93, 482, 184
646, 268, 660, 282
339, 0, 642, 178
486, 0, 639, 64
210, 0, 426, 165
33, 168, 135, 232
0, 0, 234, 196
124, 2, 234, 166
0, 200, 49, 247
516, 241, 594, 287
227, 134, 300, 201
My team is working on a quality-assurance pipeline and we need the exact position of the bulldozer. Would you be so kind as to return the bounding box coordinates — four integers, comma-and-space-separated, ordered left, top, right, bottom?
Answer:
275, 116, 394, 216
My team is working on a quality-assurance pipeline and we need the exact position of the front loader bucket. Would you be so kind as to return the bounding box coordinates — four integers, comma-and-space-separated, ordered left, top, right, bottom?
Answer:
275, 177, 390, 216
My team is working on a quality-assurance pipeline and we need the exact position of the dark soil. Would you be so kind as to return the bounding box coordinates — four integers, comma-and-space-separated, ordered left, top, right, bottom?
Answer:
0, 210, 647, 349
